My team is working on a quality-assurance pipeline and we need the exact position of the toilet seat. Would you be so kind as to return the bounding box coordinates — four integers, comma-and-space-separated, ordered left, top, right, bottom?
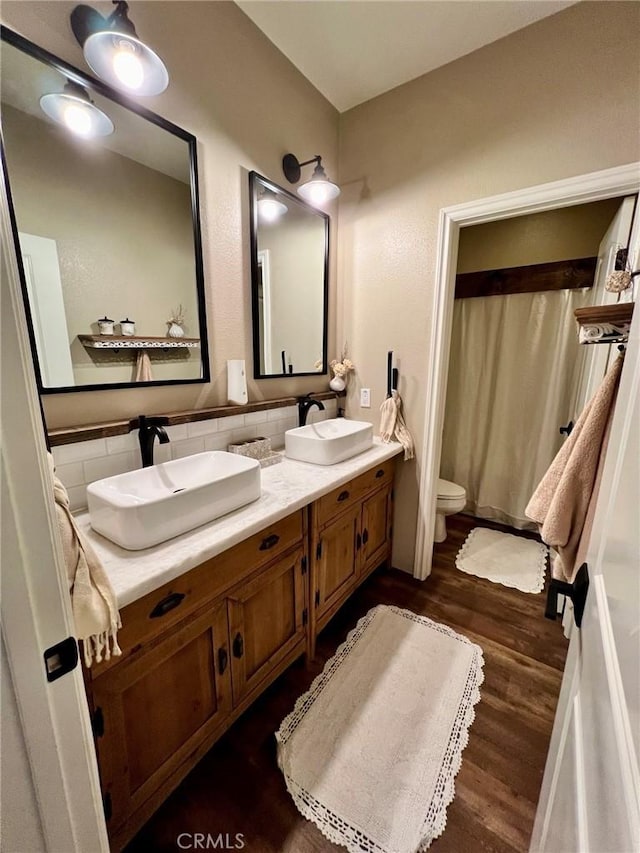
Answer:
437, 478, 465, 501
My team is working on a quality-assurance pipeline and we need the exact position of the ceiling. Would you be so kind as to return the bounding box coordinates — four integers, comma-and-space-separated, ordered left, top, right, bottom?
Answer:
237, 0, 578, 112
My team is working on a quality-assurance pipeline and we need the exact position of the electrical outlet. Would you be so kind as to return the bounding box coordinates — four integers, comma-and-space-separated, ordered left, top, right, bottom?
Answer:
360, 388, 371, 408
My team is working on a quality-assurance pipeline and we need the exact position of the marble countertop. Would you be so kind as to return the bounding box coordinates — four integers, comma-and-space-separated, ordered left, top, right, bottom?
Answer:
76, 439, 403, 609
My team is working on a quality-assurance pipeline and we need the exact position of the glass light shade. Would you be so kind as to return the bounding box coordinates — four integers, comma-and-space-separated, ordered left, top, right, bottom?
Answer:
297, 178, 340, 206
39, 92, 114, 137
258, 196, 288, 222
83, 31, 169, 96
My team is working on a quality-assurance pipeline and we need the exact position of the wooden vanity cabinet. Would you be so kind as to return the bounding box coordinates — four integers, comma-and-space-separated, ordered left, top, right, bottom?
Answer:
86, 511, 308, 850
85, 457, 396, 850
310, 458, 395, 641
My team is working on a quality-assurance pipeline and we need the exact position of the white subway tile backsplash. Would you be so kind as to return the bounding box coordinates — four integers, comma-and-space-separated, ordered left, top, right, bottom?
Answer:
154, 443, 172, 465
171, 437, 205, 459
83, 451, 138, 483
219, 414, 245, 432
106, 432, 138, 454
228, 426, 258, 444
165, 424, 188, 442
66, 484, 88, 512
204, 431, 232, 451
55, 461, 85, 488
243, 411, 268, 426
260, 420, 285, 438
53, 437, 107, 465
267, 405, 296, 421
186, 419, 219, 438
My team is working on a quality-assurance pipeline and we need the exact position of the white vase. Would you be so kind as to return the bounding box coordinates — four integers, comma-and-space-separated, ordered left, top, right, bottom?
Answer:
168, 322, 185, 338
329, 375, 346, 392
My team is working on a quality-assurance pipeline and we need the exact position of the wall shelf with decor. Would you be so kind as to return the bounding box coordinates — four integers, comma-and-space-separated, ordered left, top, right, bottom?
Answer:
574, 302, 634, 345
78, 335, 201, 350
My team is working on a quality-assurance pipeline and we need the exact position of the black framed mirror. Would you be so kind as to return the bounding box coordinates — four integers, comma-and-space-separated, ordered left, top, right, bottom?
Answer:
249, 171, 329, 378
1, 27, 210, 393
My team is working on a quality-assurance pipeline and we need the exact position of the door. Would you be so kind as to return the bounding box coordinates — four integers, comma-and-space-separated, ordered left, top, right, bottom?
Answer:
2, 167, 109, 851
18, 232, 74, 387
314, 504, 361, 623
227, 548, 306, 706
573, 196, 636, 412
92, 603, 232, 830
531, 301, 640, 850
361, 484, 393, 577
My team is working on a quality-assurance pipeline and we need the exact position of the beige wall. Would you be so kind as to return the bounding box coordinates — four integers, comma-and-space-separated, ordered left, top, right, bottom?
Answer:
1, 1, 339, 425
3, 103, 199, 385
338, 1, 640, 571
457, 197, 623, 273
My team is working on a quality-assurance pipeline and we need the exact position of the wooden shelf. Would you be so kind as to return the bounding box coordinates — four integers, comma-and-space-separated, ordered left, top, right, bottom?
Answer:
78, 334, 200, 350
574, 302, 634, 345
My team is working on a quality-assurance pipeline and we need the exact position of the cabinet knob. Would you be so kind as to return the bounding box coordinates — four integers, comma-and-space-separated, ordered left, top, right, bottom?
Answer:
149, 592, 185, 619
218, 647, 228, 675
356, 532, 361, 550
259, 533, 280, 551
232, 632, 244, 659
338, 490, 350, 502
375, 469, 384, 478
362, 528, 369, 545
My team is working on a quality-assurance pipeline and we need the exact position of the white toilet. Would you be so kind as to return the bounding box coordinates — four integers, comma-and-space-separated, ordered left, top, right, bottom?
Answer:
434, 478, 466, 543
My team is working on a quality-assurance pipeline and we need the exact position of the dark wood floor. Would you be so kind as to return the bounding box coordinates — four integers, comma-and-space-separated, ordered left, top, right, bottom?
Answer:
125, 514, 568, 853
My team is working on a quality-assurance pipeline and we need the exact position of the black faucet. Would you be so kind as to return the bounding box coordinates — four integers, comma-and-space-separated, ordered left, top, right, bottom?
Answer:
137, 415, 170, 467
297, 394, 325, 427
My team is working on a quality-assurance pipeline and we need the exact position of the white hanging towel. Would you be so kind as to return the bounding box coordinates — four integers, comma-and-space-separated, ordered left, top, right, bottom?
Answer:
379, 389, 415, 460
48, 454, 121, 666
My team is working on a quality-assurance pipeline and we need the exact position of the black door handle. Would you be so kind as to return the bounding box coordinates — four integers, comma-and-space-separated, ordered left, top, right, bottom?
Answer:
559, 420, 574, 436
218, 647, 228, 675
233, 632, 244, 658
545, 562, 589, 628
149, 592, 185, 619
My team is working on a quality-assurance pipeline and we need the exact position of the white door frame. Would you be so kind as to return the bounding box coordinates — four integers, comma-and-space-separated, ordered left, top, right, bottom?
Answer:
413, 162, 640, 580
1, 166, 109, 850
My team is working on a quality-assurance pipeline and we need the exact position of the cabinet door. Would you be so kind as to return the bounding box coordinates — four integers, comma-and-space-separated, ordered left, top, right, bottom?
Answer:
227, 548, 306, 707
361, 484, 393, 577
92, 603, 231, 831
314, 504, 361, 623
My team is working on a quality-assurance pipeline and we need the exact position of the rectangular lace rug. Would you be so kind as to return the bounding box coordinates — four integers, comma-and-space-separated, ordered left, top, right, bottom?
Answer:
456, 527, 548, 594
276, 605, 484, 853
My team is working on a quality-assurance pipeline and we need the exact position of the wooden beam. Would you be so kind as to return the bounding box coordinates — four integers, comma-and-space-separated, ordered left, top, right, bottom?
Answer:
455, 256, 597, 299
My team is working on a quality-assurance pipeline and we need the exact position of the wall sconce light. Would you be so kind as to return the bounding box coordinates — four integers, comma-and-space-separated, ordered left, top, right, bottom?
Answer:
40, 81, 114, 137
282, 153, 340, 206
257, 188, 288, 223
70, 1, 169, 96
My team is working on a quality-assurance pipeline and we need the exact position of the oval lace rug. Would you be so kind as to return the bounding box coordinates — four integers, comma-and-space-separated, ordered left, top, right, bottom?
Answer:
276, 605, 484, 853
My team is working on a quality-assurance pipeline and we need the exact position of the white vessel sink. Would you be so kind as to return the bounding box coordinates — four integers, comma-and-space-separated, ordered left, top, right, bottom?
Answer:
285, 418, 373, 466
87, 451, 261, 550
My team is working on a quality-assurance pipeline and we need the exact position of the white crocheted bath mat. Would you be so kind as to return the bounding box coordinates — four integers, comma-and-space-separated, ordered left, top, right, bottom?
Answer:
456, 527, 548, 594
276, 605, 484, 853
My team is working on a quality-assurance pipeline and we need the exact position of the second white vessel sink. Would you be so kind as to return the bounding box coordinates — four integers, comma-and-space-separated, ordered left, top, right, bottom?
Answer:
87, 451, 261, 550
285, 418, 373, 466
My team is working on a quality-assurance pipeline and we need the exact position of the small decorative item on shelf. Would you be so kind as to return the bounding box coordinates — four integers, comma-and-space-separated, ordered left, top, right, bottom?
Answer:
605, 270, 632, 293
97, 315, 114, 335
329, 346, 355, 392
167, 304, 185, 338
119, 317, 135, 336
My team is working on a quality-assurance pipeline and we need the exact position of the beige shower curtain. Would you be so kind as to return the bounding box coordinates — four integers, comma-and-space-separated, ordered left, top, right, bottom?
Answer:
440, 288, 592, 529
